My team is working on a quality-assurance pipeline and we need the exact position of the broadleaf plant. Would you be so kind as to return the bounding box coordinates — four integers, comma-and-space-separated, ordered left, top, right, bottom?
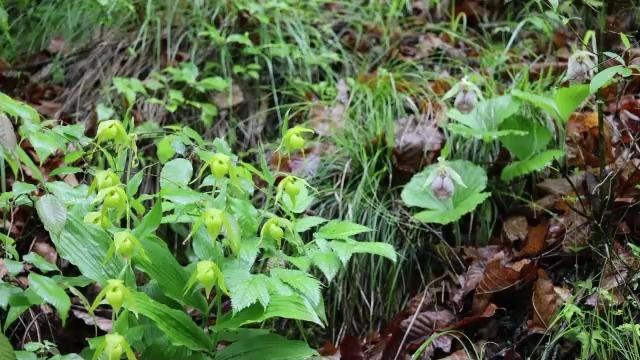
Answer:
0, 91, 396, 359
401, 160, 490, 225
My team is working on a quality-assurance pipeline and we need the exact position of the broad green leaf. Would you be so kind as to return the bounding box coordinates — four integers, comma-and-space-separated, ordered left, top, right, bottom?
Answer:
214, 333, 317, 360
0, 92, 40, 124
29, 132, 63, 163
156, 136, 176, 164
160, 158, 193, 189
590, 65, 632, 94
16, 148, 44, 182
199, 77, 229, 91
129, 292, 210, 351
49, 166, 82, 177
553, 84, 590, 123
414, 192, 492, 225
512, 89, 560, 118
35, 194, 67, 236
499, 115, 551, 160
0, 331, 15, 360
28, 273, 70, 325
133, 201, 162, 239
310, 251, 342, 282
350, 241, 397, 262
135, 235, 208, 312
23, 252, 59, 273
215, 294, 323, 329
127, 170, 144, 197
294, 216, 327, 233
2, 259, 22, 276
401, 160, 489, 224
446, 95, 520, 135
45, 182, 92, 206
0, 283, 21, 309
270, 268, 321, 307
500, 149, 564, 181
51, 214, 126, 284
225, 268, 270, 313
315, 221, 371, 239
11, 182, 37, 197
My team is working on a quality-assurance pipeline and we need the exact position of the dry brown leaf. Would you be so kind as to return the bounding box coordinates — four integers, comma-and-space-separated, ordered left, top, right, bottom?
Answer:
517, 220, 548, 257
502, 216, 528, 243
393, 113, 444, 177
33, 240, 58, 265
400, 309, 456, 341
0, 113, 17, 152
438, 349, 471, 360
536, 173, 584, 196
308, 79, 348, 137
476, 251, 537, 295
529, 269, 563, 333
72, 309, 112, 332
212, 84, 244, 109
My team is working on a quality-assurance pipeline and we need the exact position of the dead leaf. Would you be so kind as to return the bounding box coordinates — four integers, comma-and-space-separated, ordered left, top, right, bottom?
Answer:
393, 113, 444, 181
33, 240, 58, 265
339, 335, 364, 360
529, 269, 564, 333
0, 113, 17, 152
447, 303, 498, 330
308, 79, 348, 137
536, 173, 584, 196
212, 84, 244, 109
438, 349, 471, 360
516, 219, 548, 257
72, 309, 112, 332
47, 37, 69, 55
400, 309, 456, 341
502, 216, 528, 243
476, 252, 537, 295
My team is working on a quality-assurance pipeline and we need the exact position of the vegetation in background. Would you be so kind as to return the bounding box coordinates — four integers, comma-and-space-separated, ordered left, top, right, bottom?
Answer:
1, 0, 640, 359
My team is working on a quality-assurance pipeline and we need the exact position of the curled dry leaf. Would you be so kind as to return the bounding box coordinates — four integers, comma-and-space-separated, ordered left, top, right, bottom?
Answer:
536, 173, 584, 196
212, 83, 244, 109
393, 113, 444, 181
566, 112, 614, 167
400, 309, 456, 341
529, 269, 566, 333
502, 216, 528, 244
475, 251, 537, 296
0, 113, 17, 152
438, 349, 471, 360
516, 219, 548, 257
308, 79, 349, 137
72, 308, 112, 332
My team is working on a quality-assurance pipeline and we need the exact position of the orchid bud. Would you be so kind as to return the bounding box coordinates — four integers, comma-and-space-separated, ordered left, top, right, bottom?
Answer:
454, 79, 477, 113
208, 153, 231, 179
202, 208, 224, 240
113, 231, 138, 259
84, 211, 112, 228
431, 170, 455, 200
102, 186, 127, 210
94, 170, 121, 190
104, 279, 126, 313
195, 260, 226, 297
103, 333, 135, 360
269, 223, 284, 241
96, 120, 128, 146
282, 126, 313, 153
567, 51, 596, 82
283, 178, 302, 198
454, 88, 477, 113
105, 334, 125, 360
